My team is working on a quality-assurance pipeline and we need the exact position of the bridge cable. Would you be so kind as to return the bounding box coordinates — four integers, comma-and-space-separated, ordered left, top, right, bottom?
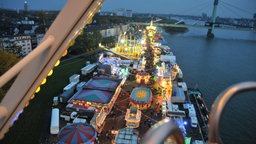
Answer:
176, 0, 211, 16
220, 1, 253, 16
219, 2, 244, 18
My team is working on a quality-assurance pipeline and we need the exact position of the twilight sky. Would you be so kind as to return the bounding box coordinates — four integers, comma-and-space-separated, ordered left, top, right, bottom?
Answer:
0, 0, 255, 18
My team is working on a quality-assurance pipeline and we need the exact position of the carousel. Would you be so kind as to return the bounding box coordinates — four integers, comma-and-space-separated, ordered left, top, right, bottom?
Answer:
130, 87, 152, 110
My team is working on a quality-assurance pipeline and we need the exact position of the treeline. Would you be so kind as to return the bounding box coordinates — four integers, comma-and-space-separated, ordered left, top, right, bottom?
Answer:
0, 49, 20, 101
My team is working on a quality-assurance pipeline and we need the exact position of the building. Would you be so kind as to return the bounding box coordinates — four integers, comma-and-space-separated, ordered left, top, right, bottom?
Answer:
125, 107, 141, 128
0, 35, 32, 56
18, 17, 35, 25
114, 128, 139, 144
253, 13, 256, 30
115, 8, 125, 16
126, 10, 132, 17
36, 34, 44, 45
12, 35, 32, 56
24, 1, 28, 12
99, 25, 129, 38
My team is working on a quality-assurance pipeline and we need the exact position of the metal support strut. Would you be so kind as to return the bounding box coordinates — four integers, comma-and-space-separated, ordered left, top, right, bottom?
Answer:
208, 81, 256, 144
141, 118, 185, 144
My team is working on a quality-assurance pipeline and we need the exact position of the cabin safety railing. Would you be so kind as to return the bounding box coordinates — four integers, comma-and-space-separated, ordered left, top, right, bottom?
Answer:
141, 118, 185, 144
208, 81, 256, 144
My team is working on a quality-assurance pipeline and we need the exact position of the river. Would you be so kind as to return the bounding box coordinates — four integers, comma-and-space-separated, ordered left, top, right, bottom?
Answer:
163, 27, 256, 143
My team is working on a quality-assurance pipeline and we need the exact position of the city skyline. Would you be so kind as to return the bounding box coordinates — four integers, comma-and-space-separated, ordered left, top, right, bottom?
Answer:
0, 0, 255, 19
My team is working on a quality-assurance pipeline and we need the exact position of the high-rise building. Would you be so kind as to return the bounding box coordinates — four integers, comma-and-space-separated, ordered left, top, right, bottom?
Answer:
253, 13, 256, 30
0, 35, 32, 56
115, 8, 125, 16
126, 10, 132, 17
202, 12, 208, 21
24, 1, 28, 11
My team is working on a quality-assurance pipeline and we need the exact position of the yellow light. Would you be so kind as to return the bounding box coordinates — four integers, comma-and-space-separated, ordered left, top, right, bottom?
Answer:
47, 70, 53, 76
35, 87, 40, 93
95, 5, 101, 13
78, 28, 84, 36
41, 78, 47, 85
25, 101, 29, 107
62, 50, 68, 57
68, 39, 75, 47
86, 17, 93, 24
54, 60, 60, 67
30, 95, 35, 100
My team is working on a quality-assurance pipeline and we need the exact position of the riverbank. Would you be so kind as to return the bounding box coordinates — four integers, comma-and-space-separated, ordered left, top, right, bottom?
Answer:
162, 26, 189, 34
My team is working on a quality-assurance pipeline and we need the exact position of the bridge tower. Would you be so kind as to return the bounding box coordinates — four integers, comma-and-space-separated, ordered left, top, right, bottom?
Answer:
207, 0, 219, 39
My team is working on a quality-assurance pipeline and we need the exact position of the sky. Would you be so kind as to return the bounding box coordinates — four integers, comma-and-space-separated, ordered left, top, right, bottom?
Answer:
0, 0, 255, 18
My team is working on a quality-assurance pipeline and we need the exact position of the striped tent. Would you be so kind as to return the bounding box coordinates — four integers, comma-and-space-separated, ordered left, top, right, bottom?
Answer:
58, 123, 97, 144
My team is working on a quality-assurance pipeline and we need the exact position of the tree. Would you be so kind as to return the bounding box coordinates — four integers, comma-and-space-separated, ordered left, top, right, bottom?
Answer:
3, 40, 22, 56
0, 49, 20, 101
38, 10, 46, 25
69, 30, 102, 54
101, 36, 116, 47
143, 31, 155, 75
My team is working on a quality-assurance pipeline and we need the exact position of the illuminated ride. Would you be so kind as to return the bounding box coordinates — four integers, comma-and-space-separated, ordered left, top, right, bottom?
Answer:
98, 55, 129, 78
130, 87, 152, 110
0, 1, 256, 144
113, 33, 145, 59
125, 106, 142, 128
135, 71, 151, 85
146, 21, 157, 42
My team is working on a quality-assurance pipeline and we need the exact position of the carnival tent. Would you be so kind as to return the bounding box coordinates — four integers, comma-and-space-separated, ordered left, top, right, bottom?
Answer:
85, 77, 121, 91
70, 89, 113, 104
58, 123, 97, 144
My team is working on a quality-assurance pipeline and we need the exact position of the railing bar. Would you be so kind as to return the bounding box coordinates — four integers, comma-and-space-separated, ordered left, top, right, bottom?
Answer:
0, 36, 54, 88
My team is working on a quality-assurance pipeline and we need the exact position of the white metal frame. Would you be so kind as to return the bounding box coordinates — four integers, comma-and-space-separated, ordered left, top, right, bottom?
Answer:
208, 81, 256, 144
0, 0, 104, 139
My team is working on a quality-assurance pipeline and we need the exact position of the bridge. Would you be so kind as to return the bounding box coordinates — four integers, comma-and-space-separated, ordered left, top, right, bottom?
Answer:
131, 22, 188, 28
130, 21, 254, 31
132, 0, 255, 38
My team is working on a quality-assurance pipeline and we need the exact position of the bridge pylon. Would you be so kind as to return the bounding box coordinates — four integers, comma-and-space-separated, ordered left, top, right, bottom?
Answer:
207, 0, 219, 39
